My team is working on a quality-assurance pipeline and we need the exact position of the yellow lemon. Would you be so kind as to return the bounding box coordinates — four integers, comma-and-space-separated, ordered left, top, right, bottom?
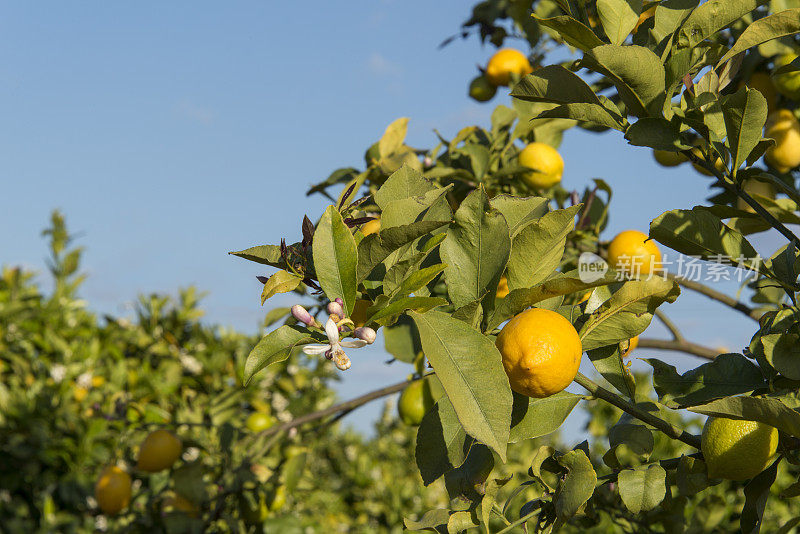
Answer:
690, 140, 728, 176
518, 142, 564, 189
765, 109, 800, 173
469, 75, 497, 102
361, 217, 381, 236
495, 308, 582, 398
632, 6, 656, 34
740, 71, 778, 112
773, 53, 800, 100
73, 386, 89, 402
701, 417, 778, 480
496, 276, 510, 299
621, 336, 639, 358
136, 429, 182, 473
95, 466, 132, 516
485, 49, 533, 86
736, 178, 775, 212
607, 230, 661, 277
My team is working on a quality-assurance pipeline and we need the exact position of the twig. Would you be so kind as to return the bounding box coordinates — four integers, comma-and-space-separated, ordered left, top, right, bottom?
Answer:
654, 309, 683, 341
638, 338, 718, 360
666, 272, 761, 321
573, 373, 702, 450
575, 186, 598, 230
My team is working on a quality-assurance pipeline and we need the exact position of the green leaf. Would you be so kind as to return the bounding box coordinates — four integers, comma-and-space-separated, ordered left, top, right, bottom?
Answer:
374, 165, 436, 210
722, 87, 769, 173
597, 0, 643, 45
444, 444, 495, 499
741, 460, 780, 534
480, 478, 511, 531
410, 310, 512, 461
509, 391, 582, 442
511, 65, 606, 106
646, 353, 766, 408
581, 45, 666, 116
609, 423, 655, 457
415, 395, 468, 485
404, 509, 451, 532
625, 117, 691, 150
678, 0, 773, 49
381, 186, 452, 229
688, 396, 800, 437
579, 277, 681, 352
440, 189, 511, 313
676, 455, 710, 496
507, 205, 580, 290
383, 315, 422, 363
243, 325, 316, 384
229, 244, 285, 267
554, 450, 597, 522
367, 296, 447, 326
259, 270, 303, 305
719, 9, 800, 66
587, 344, 637, 399
652, 0, 699, 43
533, 15, 605, 51
536, 103, 627, 131
618, 465, 667, 514
758, 333, 800, 380
356, 220, 449, 282
312, 206, 358, 315
489, 194, 549, 237
378, 117, 409, 158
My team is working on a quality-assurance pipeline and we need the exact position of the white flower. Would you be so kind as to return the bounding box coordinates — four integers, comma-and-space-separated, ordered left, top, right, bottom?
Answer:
50, 364, 67, 383
77, 372, 93, 389
302, 317, 367, 371
179, 352, 203, 375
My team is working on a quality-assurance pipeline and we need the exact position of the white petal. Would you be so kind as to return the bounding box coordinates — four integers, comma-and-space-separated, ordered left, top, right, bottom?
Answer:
302, 344, 331, 355
324, 317, 340, 343
340, 340, 368, 349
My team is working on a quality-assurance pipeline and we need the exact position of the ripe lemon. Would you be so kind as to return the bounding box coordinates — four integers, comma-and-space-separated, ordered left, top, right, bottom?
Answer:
137, 429, 182, 472
95, 466, 132, 516
736, 178, 775, 212
485, 49, 533, 87
773, 53, 800, 100
765, 109, 800, 173
496, 276, 510, 299
652, 149, 686, 167
246, 412, 275, 433
690, 140, 728, 176
621, 336, 639, 358
632, 6, 656, 34
469, 75, 497, 102
398, 379, 435, 426
350, 299, 371, 327
607, 230, 661, 277
91, 376, 105, 388
518, 142, 564, 189
73, 386, 89, 402
740, 71, 778, 112
361, 217, 381, 236
701, 417, 778, 480
495, 308, 582, 398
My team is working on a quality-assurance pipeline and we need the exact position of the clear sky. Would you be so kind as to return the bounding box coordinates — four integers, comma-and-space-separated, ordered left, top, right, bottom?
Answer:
1, 1, 788, 434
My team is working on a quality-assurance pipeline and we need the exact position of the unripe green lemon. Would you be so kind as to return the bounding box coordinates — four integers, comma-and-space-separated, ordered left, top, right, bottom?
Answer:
652, 149, 686, 167
772, 53, 800, 100
701, 417, 778, 480
246, 412, 275, 433
469, 75, 497, 102
398, 379, 435, 426
136, 429, 182, 472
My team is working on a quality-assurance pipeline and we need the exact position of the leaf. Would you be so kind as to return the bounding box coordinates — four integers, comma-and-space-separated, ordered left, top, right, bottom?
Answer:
510, 65, 607, 106
507, 205, 580, 290
676, 455, 710, 496
444, 444, 495, 500
609, 423, 654, 457
378, 117, 409, 158
243, 325, 316, 384
367, 296, 447, 326
440, 189, 511, 313
416, 395, 468, 485
381, 186, 451, 229
410, 310, 512, 460
554, 450, 597, 522
579, 277, 681, 352
678, 0, 766, 48
624, 117, 691, 150
597, 0, 643, 45
722, 87, 769, 173
533, 15, 605, 51
489, 195, 549, 237
229, 244, 285, 267
741, 460, 780, 534
312, 206, 358, 315
581, 45, 666, 116
374, 165, 436, 210
509, 391, 582, 442
587, 344, 637, 399
259, 270, 303, 305
383, 315, 422, 363
758, 333, 800, 380
618, 465, 667, 514
480, 478, 511, 530
646, 353, 766, 408
356, 220, 449, 282
536, 103, 627, 131
688, 396, 800, 437
404, 509, 451, 532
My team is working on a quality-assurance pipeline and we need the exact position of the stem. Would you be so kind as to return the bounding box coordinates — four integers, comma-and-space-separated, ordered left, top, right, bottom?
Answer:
575, 186, 597, 230
638, 337, 718, 360
573, 373, 702, 450
666, 272, 761, 321
654, 309, 683, 341
496, 508, 540, 534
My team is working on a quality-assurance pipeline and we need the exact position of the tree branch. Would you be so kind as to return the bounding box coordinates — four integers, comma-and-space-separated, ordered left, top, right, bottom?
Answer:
638, 337, 719, 360
654, 309, 683, 341
573, 373, 702, 450
666, 272, 761, 321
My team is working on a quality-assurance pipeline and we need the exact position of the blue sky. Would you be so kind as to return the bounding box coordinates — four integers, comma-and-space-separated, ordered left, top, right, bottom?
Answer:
1, 2, 787, 434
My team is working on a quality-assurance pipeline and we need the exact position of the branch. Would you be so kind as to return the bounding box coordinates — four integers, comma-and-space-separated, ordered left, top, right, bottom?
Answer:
638, 337, 719, 360
255, 377, 419, 439
654, 309, 683, 341
666, 272, 761, 321
573, 373, 702, 450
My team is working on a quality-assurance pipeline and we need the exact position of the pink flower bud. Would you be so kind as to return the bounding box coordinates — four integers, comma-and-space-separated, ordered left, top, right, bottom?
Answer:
291, 304, 314, 326
334, 298, 343, 306
354, 327, 377, 345
327, 301, 345, 317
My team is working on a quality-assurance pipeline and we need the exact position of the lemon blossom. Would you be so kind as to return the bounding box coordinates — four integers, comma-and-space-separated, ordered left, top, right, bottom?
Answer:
302, 317, 366, 371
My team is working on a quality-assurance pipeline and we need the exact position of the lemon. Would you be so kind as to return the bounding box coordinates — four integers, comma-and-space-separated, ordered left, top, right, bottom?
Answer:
690, 140, 728, 176
740, 71, 778, 113
632, 6, 656, 34
73, 386, 89, 402
469, 75, 497, 102
495, 308, 582, 398
773, 53, 800, 100
485, 49, 533, 86
736, 178, 775, 212
361, 217, 381, 236
398, 379, 435, 426
765, 109, 800, 173
607, 230, 661, 277
518, 142, 564, 189
95, 466, 132, 516
621, 336, 639, 358
653, 149, 686, 167
701, 417, 778, 480
496, 276, 510, 299
246, 412, 275, 433
137, 429, 183, 472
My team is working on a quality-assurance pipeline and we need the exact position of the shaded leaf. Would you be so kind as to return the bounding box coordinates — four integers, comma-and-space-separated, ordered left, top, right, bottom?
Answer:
509, 391, 582, 442
597, 0, 643, 44
618, 465, 667, 514
719, 8, 800, 65
312, 206, 358, 315
688, 396, 800, 437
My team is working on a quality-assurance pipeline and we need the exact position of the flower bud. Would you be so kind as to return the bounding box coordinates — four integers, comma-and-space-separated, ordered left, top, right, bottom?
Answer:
334, 298, 343, 306
327, 301, 345, 317
354, 326, 377, 345
291, 305, 314, 326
